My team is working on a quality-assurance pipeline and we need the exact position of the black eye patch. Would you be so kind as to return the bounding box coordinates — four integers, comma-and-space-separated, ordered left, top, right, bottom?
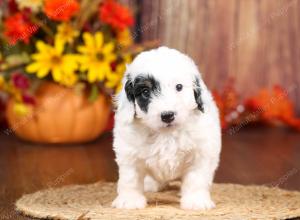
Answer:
133, 74, 161, 112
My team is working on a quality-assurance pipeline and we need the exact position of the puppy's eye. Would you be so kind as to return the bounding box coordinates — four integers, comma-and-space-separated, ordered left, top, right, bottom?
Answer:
141, 88, 150, 98
176, 84, 183, 91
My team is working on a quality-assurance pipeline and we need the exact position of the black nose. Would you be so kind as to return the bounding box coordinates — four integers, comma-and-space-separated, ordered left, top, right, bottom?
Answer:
161, 111, 175, 123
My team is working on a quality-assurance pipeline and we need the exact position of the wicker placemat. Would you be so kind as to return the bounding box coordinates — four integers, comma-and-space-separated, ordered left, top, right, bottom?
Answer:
15, 181, 300, 220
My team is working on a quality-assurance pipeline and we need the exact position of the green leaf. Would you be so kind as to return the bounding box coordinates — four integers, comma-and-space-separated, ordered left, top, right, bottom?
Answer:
6, 52, 30, 66
74, 82, 86, 96
88, 84, 99, 102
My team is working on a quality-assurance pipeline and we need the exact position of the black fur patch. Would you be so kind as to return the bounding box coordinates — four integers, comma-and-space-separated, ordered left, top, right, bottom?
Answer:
124, 75, 135, 102
194, 77, 204, 112
133, 74, 161, 112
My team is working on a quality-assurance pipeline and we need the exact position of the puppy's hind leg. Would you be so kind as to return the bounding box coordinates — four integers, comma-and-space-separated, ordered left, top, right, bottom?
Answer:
144, 175, 166, 192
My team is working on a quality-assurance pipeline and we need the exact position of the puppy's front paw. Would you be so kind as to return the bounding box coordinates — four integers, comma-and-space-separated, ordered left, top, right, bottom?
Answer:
181, 191, 215, 210
112, 193, 147, 209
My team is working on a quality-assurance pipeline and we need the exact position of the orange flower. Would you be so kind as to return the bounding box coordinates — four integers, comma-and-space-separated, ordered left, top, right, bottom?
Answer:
44, 0, 80, 21
4, 13, 39, 45
99, 0, 134, 31
245, 85, 300, 130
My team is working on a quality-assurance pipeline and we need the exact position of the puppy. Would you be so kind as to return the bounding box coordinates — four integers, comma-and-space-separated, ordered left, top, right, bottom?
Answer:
112, 47, 221, 210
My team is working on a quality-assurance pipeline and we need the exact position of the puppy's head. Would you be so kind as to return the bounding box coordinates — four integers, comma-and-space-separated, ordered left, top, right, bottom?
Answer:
117, 47, 204, 130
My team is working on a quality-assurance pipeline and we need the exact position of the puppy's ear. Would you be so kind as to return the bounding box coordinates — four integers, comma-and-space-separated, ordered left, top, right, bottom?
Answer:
193, 76, 204, 113
115, 75, 136, 124
124, 77, 135, 102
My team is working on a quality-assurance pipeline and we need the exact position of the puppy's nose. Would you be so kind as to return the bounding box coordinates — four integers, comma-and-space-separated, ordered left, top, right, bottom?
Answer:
161, 111, 175, 123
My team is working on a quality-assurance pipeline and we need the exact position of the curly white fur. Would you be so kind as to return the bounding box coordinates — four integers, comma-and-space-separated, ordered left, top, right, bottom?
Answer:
112, 47, 221, 210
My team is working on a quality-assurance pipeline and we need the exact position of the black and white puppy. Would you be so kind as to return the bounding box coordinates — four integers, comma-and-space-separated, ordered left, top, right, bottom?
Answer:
112, 47, 221, 210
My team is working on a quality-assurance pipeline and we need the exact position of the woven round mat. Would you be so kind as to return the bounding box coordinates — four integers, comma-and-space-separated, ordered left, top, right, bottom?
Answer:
16, 182, 300, 220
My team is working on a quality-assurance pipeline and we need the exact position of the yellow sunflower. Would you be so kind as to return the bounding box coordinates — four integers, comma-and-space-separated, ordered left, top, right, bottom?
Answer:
56, 23, 79, 44
105, 63, 124, 92
77, 32, 116, 83
60, 71, 78, 87
26, 38, 78, 86
106, 54, 132, 92
117, 28, 133, 48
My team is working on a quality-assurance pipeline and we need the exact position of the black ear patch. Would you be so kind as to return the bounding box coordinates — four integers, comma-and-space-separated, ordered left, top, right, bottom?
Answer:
125, 76, 135, 102
194, 77, 204, 113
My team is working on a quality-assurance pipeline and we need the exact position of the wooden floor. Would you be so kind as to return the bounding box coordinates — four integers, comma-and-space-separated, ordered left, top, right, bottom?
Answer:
0, 126, 300, 220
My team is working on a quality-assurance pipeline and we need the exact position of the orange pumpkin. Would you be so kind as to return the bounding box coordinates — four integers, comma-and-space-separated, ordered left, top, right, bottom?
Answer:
6, 82, 111, 143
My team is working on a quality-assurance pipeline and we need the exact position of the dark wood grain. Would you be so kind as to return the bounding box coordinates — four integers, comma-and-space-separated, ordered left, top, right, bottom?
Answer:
138, 0, 300, 113
0, 126, 300, 220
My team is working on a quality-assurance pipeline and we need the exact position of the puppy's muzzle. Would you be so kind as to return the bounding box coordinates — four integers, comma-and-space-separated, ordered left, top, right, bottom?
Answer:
161, 111, 175, 123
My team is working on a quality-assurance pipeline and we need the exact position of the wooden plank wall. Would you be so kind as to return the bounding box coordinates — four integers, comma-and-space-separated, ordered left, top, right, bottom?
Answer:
122, 0, 300, 112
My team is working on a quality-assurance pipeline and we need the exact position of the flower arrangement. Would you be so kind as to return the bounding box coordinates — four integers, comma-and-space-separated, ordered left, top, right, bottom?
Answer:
0, 0, 139, 115
213, 79, 300, 133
